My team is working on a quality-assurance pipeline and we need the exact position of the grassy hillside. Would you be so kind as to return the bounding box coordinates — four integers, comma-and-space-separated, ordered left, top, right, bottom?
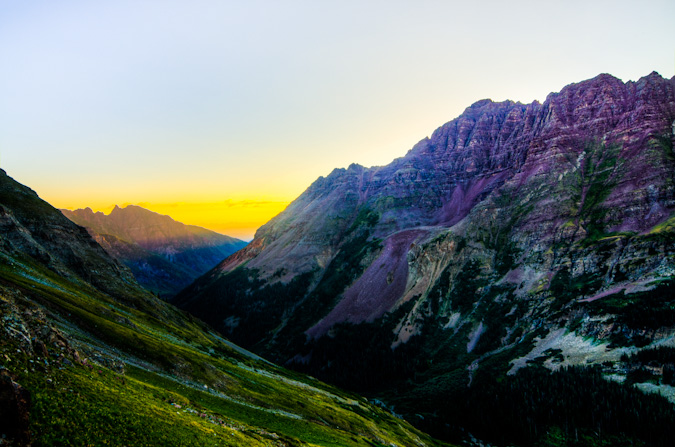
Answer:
0, 169, 444, 447
0, 250, 444, 447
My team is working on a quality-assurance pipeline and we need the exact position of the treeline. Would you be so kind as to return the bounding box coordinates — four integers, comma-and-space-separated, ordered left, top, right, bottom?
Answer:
622, 346, 675, 386
585, 279, 675, 332
405, 365, 675, 446
291, 318, 675, 446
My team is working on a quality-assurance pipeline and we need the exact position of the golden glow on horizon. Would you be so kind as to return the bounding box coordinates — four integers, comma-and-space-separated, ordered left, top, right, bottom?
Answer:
6, 1, 673, 245
57, 199, 290, 241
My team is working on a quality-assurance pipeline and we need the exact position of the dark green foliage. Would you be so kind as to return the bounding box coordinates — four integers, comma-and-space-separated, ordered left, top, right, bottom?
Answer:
583, 280, 675, 333
549, 266, 603, 309
665, 365, 675, 386
570, 140, 624, 244
347, 208, 380, 232
179, 267, 314, 348
493, 203, 531, 276
622, 346, 675, 365
471, 285, 522, 351
427, 264, 452, 315
447, 259, 485, 315
291, 237, 380, 329
494, 238, 521, 276
621, 347, 675, 386
652, 134, 675, 161
625, 367, 659, 386
574, 280, 675, 348
477, 191, 533, 275
289, 299, 419, 392
407, 366, 675, 447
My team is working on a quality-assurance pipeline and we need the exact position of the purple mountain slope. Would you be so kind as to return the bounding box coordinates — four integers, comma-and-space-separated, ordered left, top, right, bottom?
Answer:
177, 71, 674, 327
174, 73, 675, 440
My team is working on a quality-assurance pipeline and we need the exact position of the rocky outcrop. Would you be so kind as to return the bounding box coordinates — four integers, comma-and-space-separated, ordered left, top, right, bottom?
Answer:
175, 75, 675, 445
61, 205, 247, 297
181, 72, 675, 445
176, 72, 675, 344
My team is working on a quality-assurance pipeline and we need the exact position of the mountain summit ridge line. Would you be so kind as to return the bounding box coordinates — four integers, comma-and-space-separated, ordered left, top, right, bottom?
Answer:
173, 72, 675, 443
62, 204, 247, 297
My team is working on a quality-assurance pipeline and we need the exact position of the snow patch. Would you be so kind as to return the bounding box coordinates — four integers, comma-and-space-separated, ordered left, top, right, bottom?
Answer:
604, 374, 626, 383
466, 322, 485, 353
509, 328, 638, 375
443, 312, 461, 330
635, 383, 675, 404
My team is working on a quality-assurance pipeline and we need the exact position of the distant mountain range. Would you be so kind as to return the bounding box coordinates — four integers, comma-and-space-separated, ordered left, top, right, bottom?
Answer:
61, 205, 247, 297
174, 72, 675, 445
0, 169, 437, 446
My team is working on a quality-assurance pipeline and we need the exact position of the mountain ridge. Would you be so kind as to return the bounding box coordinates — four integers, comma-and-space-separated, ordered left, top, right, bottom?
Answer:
0, 169, 442, 446
61, 204, 247, 297
174, 71, 675, 445
209, 71, 674, 282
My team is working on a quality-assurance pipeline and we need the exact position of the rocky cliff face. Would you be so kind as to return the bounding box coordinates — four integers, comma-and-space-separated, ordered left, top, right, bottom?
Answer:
175, 73, 675, 443
61, 205, 247, 297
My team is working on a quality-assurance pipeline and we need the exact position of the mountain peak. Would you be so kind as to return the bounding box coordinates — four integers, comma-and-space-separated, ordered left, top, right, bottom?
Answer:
644, 70, 664, 79
175, 68, 675, 364
61, 203, 247, 296
172, 71, 675, 446
468, 98, 494, 108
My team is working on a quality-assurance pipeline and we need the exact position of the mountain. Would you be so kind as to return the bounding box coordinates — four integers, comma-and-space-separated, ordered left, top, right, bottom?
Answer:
0, 169, 442, 446
61, 205, 247, 297
174, 72, 675, 445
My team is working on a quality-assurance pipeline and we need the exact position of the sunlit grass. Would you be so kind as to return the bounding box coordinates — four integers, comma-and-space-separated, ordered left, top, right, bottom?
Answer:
0, 252, 445, 447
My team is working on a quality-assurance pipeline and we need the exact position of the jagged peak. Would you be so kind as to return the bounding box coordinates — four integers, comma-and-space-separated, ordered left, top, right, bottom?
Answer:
592, 72, 623, 82
643, 70, 665, 80
635, 71, 670, 88
468, 98, 494, 108
326, 163, 367, 178
457, 99, 521, 122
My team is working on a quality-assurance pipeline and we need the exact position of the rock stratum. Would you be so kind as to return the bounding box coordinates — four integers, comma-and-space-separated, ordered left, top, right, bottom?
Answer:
61, 205, 247, 297
175, 72, 675, 445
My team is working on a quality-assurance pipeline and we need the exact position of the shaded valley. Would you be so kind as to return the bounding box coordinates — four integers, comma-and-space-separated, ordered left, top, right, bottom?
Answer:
61, 205, 247, 298
0, 169, 441, 446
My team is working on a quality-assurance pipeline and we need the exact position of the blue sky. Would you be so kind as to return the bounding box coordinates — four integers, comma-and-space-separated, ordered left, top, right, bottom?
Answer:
1, 0, 673, 238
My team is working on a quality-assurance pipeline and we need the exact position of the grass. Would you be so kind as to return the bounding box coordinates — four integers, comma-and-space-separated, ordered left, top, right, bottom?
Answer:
23, 362, 266, 447
0, 248, 447, 447
649, 214, 675, 234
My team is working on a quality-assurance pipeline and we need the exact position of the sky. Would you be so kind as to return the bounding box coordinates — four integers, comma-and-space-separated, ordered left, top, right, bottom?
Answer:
1, 0, 674, 240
